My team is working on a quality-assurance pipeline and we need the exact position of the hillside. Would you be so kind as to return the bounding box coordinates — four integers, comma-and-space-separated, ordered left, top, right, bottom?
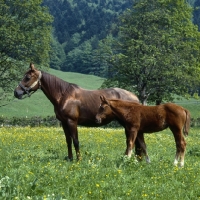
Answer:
0, 69, 104, 118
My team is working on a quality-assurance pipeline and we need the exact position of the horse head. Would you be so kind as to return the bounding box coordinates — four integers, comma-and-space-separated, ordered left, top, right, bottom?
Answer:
95, 95, 111, 124
14, 63, 42, 99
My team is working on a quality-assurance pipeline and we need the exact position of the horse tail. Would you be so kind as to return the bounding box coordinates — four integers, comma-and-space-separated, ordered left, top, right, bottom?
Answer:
183, 109, 191, 137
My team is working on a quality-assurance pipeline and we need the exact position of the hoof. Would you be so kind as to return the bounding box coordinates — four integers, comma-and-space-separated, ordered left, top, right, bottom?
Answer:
77, 156, 82, 161
77, 153, 81, 161
146, 156, 151, 163
64, 156, 73, 162
135, 155, 143, 162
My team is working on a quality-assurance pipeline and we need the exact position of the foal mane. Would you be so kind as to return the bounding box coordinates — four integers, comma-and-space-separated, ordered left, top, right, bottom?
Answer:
109, 98, 140, 106
42, 71, 81, 96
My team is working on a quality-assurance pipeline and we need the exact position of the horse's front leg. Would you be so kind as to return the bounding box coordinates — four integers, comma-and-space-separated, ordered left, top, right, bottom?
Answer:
135, 132, 150, 163
125, 127, 138, 157
66, 119, 81, 161
62, 122, 73, 161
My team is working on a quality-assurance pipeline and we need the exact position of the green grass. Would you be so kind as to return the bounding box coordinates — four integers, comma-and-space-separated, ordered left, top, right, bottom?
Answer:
0, 69, 104, 118
0, 126, 200, 199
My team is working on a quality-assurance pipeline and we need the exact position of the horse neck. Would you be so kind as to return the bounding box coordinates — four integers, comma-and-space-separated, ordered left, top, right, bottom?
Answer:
109, 100, 129, 119
40, 72, 69, 105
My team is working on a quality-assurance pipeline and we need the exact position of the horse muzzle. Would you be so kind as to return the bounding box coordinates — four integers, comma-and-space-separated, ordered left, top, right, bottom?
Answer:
14, 89, 25, 99
95, 117, 102, 124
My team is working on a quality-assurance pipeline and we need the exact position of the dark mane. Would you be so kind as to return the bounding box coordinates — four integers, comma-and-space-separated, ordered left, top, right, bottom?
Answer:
42, 71, 81, 96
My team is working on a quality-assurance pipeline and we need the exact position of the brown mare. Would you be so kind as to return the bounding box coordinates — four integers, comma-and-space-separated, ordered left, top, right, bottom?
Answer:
96, 95, 191, 167
14, 63, 139, 161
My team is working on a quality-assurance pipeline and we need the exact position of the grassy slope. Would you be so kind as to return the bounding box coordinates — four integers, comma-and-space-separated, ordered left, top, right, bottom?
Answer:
173, 97, 200, 119
1, 68, 200, 118
0, 69, 104, 118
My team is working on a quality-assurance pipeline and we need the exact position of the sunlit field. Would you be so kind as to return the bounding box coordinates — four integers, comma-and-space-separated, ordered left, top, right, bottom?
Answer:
0, 127, 200, 199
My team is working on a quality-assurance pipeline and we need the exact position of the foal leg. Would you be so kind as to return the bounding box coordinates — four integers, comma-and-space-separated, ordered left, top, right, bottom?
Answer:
171, 128, 186, 167
125, 128, 138, 158
135, 133, 150, 163
135, 137, 143, 159
174, 138, 186, 167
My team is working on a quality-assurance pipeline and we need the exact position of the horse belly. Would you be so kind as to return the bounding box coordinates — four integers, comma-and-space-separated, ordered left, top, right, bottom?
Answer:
78, 118, 113, 127
140, 119, 168, 133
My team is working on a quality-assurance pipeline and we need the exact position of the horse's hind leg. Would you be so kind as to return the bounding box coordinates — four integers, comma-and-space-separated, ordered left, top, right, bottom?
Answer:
66, 119, 81, 160
135, 133, 150, 163
170, 128, 186, 167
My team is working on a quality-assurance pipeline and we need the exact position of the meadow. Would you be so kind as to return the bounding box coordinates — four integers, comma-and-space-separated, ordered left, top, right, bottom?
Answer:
0, 126, 200, 199
1, 68, 200, 199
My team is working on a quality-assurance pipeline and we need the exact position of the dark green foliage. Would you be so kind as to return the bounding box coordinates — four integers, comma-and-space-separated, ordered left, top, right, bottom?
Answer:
193, 0, 200, 30
50, 36, 66, 70
43, 0, 131, 44
101, 0, 200, 104
0, 116, 60, 127
0, 0, 53, 101
42, 0, 200, 78
43, 0, 132, 74
1, 0, 200, 106
0, 114, 199, 127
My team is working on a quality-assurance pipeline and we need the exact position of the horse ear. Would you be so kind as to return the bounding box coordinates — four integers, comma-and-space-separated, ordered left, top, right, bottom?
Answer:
100, 95, 109, 105
100, 95, 104, 102
30, 63, 35, 71
100, 95, 106, 103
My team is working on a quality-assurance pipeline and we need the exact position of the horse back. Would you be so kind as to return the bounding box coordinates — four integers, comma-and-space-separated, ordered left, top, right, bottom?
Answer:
124, 103, 189, 133
58, 87, 139, 126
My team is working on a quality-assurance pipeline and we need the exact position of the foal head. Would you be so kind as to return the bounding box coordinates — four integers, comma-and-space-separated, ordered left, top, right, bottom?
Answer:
14, 63, 42, 99
96, 95, 111, 124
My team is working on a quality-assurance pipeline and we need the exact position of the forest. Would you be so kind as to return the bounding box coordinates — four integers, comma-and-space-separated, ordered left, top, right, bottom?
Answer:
1, 0, 200, 104
43, 0, 200, 76
42, 0, 132, 75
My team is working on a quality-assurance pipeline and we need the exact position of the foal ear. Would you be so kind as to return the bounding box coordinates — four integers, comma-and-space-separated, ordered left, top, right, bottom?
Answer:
100, 95, 106, 102
100, 95, 104, 102
30, 63, 35, 71
100, 95, 109, 104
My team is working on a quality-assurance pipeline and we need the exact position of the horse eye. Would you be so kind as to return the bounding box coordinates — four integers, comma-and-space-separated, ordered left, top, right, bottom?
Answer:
25, 75, 31, 81
99, 104, 104, 110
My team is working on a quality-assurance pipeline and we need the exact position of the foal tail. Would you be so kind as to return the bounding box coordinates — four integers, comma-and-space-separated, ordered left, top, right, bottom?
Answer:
183, 109, 191, 136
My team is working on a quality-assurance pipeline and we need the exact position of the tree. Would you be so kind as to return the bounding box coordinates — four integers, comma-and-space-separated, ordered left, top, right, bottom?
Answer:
194, 0, 200, 30
93, 34, 117, 78
0, 0, 52, 103
101, 0, 200, 105
42, 0, 133, 74
50, 36, 66, 70
62, 40, 93, 74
